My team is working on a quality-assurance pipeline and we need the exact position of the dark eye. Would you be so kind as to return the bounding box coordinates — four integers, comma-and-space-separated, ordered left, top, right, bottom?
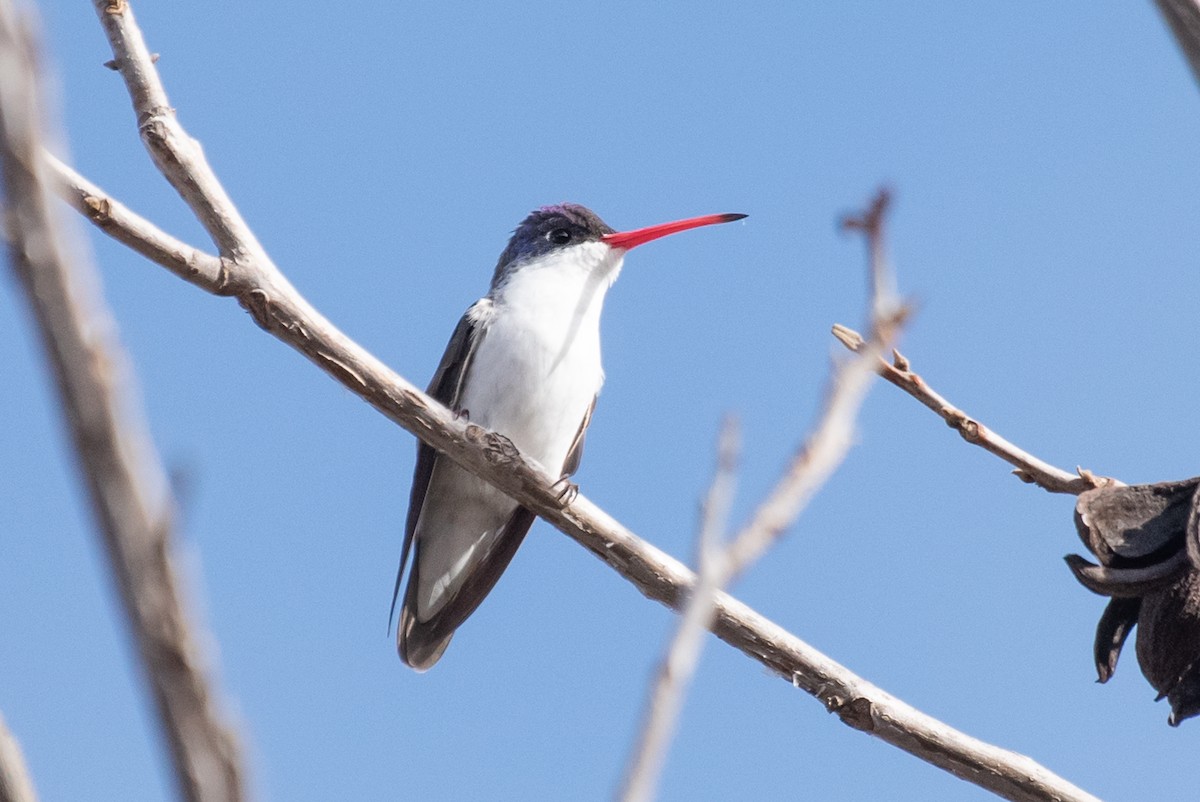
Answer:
548, 228, 572, 245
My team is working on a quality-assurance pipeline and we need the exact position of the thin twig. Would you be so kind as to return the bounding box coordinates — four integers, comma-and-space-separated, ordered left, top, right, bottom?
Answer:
0, 5, 246, 802
722, 191, 905, 581
0, 713, 37, 802
44, 152, 225, 291
70, 4, 1100, 799
91, 0, 265, 267
620, 417, 740, 802
831, 325, 1108, 495
843, 188, 901, 323
622, 191, 908, 801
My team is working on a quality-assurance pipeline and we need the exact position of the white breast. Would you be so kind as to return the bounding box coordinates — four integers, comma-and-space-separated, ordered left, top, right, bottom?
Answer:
462, 241, 622, 473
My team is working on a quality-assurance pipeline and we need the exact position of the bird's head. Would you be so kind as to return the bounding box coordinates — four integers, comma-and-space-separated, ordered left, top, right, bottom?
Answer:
490, 203, 746, 288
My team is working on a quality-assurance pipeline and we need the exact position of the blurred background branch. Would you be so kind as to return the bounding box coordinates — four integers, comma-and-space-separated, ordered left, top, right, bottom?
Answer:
0, 2, 245, 800
622, 190, 906, 802
0, 713, 37, 802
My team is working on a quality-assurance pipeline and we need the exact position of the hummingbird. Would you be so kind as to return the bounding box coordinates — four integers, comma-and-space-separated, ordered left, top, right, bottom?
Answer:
392, 203, 746, 670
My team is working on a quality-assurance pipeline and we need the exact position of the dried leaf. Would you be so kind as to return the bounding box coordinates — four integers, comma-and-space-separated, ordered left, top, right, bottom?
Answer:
1136, 571, 1200, 725
1067, 477, 1200, 724
1074, 478, 1199, 564
1093, 597, 1139, 684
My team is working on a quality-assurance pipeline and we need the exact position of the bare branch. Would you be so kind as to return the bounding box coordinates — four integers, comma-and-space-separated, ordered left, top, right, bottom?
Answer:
91, 0, 266, 268
0, 5, 246, 802
0, 713, 38, 802
620, 417, 740, 802
1155, 0, 1200, 88
832, 325, 1109, 495
67, 4, 1100, 799
842, 187, 901, 324
619, 190, 1095, 802
722, 190, 905, 581
43, 152, 225, 291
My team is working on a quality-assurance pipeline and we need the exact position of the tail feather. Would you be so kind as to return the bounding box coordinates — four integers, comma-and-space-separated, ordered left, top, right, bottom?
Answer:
399, 616, 453, 672
396, 507, 536, 670
397, 560, 454, 671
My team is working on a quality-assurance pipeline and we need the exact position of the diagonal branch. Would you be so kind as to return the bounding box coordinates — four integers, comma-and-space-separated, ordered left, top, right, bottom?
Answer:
831, 325, 1108, 495
0, 4, 245, 801
60, 2, 1100, 800
45, 152, 224, 291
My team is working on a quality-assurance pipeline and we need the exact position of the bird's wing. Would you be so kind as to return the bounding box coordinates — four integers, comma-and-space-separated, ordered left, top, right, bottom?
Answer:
389, 305, 484, 632
399, 502, 536, 668
561, 394, 596, 478
403, 396, 594, 657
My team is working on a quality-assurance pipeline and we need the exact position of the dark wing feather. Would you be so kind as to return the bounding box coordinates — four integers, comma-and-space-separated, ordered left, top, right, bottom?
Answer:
393, 314, 597, 669
389, 308, 482, 632
561, 395, 596, 478
399, 393, 596, 668
400, 506, 537, 668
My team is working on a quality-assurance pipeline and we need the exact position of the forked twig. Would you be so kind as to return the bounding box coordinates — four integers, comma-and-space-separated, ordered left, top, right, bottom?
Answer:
722, 191, 905, 580
619, 191, 1097, 802
45, 152, 224, 290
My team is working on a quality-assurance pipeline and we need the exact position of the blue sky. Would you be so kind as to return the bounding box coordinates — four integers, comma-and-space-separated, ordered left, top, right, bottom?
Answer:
4, 2, 1199, 800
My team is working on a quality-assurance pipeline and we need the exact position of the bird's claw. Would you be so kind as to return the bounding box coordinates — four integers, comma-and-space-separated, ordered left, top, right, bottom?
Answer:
551, 477, 579, 508
482, 431, 520, 463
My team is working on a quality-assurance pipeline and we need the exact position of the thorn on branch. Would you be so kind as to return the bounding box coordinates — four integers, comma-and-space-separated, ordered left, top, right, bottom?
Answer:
1075, 467, 1116, 490
103, 53, 154, 71
83, 194, 112, 222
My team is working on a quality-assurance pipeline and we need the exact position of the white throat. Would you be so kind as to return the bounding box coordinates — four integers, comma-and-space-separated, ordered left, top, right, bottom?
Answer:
489, 241, 623, 369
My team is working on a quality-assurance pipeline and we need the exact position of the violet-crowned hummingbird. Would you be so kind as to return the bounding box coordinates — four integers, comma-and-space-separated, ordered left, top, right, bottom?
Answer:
392, 203, 746, 670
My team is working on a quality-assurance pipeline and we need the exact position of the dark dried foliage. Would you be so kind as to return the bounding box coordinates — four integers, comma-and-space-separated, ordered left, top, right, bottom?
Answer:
1068, 478, 1200, 725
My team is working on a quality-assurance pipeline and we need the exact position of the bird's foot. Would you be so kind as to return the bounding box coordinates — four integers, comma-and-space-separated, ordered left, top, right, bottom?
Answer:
480, 430, 520, 464
551, 477, 579, 508
453, 407, 470, 422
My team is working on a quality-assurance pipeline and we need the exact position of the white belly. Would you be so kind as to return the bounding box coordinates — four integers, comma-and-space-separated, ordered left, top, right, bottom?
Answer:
462, 309, 602, 472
